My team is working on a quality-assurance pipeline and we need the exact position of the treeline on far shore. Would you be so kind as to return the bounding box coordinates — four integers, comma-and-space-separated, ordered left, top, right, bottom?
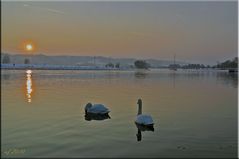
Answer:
168, 57, 238, 70
1, 53, 238, 70
133, 57, 238, 70
214, 57, 238, 69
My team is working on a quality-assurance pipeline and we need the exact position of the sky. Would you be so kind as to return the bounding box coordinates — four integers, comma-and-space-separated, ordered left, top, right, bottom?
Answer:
1, 1, 238, 64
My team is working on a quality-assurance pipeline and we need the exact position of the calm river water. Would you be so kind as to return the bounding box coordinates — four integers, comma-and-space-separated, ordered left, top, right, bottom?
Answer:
1, 69, 238, 158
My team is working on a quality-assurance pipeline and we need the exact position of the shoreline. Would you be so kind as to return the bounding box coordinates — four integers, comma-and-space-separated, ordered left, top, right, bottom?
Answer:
1, 67, 122, 71
0, 64, 126, 71
1, 64, 237, 72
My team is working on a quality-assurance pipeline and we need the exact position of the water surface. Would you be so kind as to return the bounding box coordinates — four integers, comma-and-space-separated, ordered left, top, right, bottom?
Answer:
1, 69, 238, 158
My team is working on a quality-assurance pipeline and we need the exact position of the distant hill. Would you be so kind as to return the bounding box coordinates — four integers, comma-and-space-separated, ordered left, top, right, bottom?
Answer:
1, 53, 186, 68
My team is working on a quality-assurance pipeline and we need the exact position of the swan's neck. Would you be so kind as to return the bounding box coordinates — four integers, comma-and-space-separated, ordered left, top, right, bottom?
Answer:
138, 103, 142, 115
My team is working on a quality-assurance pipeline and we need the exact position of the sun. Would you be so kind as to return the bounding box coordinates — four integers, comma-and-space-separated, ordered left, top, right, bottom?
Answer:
26, 44, 33, 51
19, 40, 36, 53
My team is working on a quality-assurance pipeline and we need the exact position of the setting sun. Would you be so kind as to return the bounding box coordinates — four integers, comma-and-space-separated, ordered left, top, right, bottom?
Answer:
21, 40, 36, 52
26, 44, 33, 51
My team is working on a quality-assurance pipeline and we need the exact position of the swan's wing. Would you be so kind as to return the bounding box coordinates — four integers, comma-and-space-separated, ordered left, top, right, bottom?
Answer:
89, 104, 110, 114
136, 114, 154, 125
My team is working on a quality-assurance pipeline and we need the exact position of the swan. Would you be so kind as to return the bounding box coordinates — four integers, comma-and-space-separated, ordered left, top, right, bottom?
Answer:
135, 99, 154, 131
85, 103, 110, 115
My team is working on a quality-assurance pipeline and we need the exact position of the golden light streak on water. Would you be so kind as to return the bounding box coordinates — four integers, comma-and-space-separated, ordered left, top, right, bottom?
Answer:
26, 70, 33, 103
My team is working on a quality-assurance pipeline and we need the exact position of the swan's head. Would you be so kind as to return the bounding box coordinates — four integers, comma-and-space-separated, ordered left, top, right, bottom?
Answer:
137, 99, 142, 105
85, 103, 93, 113
137, 99, 142, 115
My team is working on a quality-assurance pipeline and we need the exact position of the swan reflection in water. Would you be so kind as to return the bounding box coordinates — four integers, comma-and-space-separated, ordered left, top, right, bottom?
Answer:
26, 70, 33, 103
84, 113, 111, 121
135, 123, 154, 141
84, 103, 111, 121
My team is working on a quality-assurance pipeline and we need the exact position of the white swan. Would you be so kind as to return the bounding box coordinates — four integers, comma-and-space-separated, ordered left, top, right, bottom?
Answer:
85, 103, 110, 115
135, 99, 154, 127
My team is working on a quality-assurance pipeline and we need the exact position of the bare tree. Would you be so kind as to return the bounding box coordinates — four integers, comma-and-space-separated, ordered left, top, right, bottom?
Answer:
2, 54, 11, 64
24, 58, 30, 64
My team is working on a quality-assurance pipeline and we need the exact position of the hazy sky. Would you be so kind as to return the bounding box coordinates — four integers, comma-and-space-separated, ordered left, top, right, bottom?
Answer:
2, 1, 237, 64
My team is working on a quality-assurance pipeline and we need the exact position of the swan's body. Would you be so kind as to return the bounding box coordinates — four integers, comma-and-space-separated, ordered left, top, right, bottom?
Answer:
136, 114, 154, 125
85, 103, 110, 114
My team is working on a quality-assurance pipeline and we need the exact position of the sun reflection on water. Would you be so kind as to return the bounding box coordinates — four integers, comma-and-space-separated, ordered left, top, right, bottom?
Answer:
26, 70, 33, 103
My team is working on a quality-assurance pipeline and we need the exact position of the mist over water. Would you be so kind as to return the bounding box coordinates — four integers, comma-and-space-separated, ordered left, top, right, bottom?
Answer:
1, 69, 237, 158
